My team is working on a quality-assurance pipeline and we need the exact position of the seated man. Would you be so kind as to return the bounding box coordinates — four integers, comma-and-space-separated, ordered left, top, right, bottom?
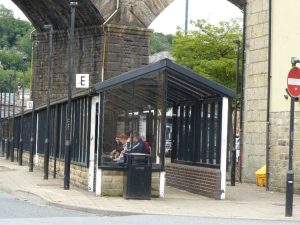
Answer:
131, 132, 146, 154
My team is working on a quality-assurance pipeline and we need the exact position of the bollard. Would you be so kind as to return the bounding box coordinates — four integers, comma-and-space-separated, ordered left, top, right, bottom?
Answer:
285, 170, 294, 217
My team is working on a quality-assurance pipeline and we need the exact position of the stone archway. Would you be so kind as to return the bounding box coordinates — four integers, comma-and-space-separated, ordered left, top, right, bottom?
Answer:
12, 0, 104, 31
12, 0, 178, 31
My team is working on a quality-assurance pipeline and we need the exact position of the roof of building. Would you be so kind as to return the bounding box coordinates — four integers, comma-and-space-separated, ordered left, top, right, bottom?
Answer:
94, 59, 235, 99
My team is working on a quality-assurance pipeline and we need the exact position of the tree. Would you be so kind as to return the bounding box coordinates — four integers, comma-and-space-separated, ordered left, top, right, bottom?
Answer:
172, 19, 242, 91
0, 4, 32, 89
150, 32, 173, 55
0, 4, 32, 48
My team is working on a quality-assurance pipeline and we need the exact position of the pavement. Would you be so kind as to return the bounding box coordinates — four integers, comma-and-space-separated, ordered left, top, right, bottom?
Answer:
0, 157, 300, 221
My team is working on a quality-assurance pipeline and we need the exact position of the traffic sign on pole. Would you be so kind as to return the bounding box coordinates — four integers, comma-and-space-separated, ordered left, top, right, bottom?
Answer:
287, 67, 300, 97
285, 64, 299, 217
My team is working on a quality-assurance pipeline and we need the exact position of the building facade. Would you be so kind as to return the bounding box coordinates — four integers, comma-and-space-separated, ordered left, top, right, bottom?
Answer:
235, 0, 300, 194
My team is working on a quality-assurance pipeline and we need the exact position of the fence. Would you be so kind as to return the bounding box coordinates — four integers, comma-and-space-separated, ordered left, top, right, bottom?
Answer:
9, 95, 92, 166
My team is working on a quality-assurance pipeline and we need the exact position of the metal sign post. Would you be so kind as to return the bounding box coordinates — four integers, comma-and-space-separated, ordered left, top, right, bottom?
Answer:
286, 96, 294, 217
285, 58, 300, 217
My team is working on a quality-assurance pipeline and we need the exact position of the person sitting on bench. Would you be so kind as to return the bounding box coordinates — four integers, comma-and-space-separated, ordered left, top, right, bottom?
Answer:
131, 132, 146, 154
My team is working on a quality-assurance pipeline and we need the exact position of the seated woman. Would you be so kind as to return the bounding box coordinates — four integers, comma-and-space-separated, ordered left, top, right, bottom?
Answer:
101, 134, 128, 164
110, 136, 123, 159
113, 134, 128, 163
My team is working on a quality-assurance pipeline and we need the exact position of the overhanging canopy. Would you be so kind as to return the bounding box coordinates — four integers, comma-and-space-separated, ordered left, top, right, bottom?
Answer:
94, 59, 235, 100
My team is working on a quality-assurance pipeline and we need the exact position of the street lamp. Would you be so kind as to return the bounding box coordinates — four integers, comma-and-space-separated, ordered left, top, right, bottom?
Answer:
231, 40, 241, 186
185, 0, 189, 35
19, 56, 27, 166
43, 25, 53, 180
29, 41, 39, 172
0, 92, 3, 157
64, 1, 78, 190
3, 91, 7, 158
6, 74, 12, 160
10, 69, 16, 162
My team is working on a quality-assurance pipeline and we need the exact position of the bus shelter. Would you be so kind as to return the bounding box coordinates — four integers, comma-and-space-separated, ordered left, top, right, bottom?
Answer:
93, 59, 235, 199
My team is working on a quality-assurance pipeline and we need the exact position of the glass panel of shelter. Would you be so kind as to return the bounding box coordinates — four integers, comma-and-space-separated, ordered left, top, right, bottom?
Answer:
100, 73, 165, 167
170, 98, 223, 168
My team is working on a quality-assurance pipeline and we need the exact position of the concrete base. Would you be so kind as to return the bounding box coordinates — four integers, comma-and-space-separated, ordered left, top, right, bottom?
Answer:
100, 169, 163, 197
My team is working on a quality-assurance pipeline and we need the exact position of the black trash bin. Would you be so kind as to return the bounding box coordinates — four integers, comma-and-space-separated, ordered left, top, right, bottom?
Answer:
123, 153, 152, 200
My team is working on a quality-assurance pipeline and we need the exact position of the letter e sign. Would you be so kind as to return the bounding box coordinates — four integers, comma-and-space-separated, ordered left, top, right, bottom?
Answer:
76, 74, 89, 88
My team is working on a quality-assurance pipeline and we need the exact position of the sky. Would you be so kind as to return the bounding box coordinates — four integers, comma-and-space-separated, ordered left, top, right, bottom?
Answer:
0, 0, 242, 34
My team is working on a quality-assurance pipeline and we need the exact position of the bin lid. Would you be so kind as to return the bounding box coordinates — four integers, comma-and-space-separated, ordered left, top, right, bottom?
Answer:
125, 153, 151, 156
256, 165, 266, 175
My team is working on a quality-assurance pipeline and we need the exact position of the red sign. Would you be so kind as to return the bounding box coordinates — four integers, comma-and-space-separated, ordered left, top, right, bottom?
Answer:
287, 67, 300, 97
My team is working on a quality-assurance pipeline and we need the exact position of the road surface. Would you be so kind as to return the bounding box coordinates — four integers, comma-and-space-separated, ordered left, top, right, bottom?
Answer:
0, 192, 299, 225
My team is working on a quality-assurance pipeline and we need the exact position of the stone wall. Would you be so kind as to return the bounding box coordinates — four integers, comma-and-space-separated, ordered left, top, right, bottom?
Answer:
101, 169, 160, 197
165, 163, 221, 199
242, 0, 270, 183
269, 111, 300, 194
15, 150, 89, 190
33, 25, 151, 106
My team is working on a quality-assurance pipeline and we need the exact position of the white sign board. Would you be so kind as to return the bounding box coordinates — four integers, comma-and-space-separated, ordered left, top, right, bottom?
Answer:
76, 74, 89, 88
26, 101, 33, 110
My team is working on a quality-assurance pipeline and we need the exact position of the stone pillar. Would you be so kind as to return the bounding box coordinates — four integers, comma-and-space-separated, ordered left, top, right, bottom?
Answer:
242, 0, 270, 182
33, 25, 151, 106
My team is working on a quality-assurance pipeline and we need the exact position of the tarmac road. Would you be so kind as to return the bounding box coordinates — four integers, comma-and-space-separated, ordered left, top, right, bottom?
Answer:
0, 191, 299, 225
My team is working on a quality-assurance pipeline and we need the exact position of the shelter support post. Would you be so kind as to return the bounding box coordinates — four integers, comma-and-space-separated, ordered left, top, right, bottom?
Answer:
220, 97, 229, 200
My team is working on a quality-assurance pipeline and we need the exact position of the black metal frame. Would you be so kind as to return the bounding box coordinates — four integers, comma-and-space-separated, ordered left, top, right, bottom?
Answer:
12, 95, 92, 169
172, 99, 223, 168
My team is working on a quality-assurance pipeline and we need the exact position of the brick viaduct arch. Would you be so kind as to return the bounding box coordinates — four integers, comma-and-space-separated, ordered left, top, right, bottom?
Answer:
11, 0, 185, 30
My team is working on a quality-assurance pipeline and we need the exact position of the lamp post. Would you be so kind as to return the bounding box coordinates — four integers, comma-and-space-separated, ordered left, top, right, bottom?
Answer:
0, 92, 3, 157
231, 40, 241, 186
29, 41, 39, 172
10, 70, 16, 162
3, 92, 7, 158
64, 1, 78, 190
6, 74, 12, 160
185, 0, 189, 35
43, 25, 53, 179
19, 56, 27, 166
